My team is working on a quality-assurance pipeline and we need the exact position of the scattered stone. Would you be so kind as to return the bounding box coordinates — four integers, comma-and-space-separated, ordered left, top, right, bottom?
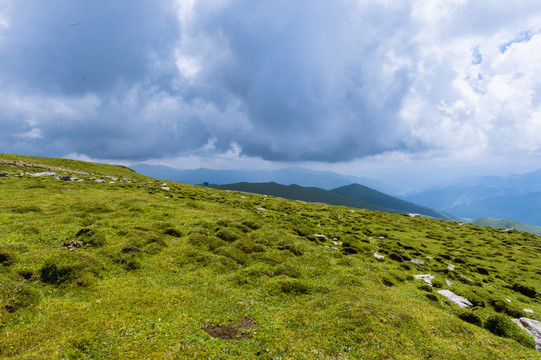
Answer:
314, 234, 326, 241
28, 172, 56, 177
324, 246, 339, 251
63, 240, 85, 251
374, 253, 385, 259
414, 274, 435, 285
457, 274, 473, 283
162, 187, 170, 190
95, 179, 105, 183
446, 279, 453, 286
511, 318, 541, 351
256, 207, 267, 211
437, 290, 473, 308
524, 309, 534, 313
410, 259, 426, 266
447, 264, 455, 271
56, 175, 71, 181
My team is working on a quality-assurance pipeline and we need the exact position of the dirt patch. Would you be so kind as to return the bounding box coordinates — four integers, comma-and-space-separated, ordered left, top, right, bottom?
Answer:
203, 317, 257, 340
63, 240, 85, 251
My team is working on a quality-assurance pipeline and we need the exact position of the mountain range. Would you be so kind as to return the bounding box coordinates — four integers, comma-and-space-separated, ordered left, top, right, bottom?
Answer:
210, 182, 458, 221
403, 168, 541, 226
130, 164, 392, 192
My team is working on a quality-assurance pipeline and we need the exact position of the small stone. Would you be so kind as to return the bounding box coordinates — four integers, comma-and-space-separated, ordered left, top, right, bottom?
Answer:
524, 308, 534, 313
414, 274, 435, 285
56, 175, 71, 181
95, 179, 105, 183
410, 259, 426, 265
437, 290, 473, 308
374, 253, 385, 259
446, 279, 453, 286
447, 264, 455, 271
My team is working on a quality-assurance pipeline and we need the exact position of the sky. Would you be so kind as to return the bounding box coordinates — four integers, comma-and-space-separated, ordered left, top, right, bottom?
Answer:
1, 0, 541, 189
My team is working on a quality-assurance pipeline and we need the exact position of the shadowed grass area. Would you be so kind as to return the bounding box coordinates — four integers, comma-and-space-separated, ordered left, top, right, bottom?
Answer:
0, 154, 539, 359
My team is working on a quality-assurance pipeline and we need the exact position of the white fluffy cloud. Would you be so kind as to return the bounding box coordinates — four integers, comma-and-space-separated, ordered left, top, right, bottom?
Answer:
0, 0, 541, 172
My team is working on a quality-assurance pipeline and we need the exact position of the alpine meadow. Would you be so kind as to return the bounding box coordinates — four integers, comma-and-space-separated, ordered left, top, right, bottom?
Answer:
0, 154, 540, 359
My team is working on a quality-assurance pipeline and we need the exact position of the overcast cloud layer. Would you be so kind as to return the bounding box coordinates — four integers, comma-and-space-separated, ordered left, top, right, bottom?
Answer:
1, 0, 541, 177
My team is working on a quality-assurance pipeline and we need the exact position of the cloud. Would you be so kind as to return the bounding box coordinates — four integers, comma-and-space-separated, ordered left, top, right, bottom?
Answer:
1, 0, 541, 167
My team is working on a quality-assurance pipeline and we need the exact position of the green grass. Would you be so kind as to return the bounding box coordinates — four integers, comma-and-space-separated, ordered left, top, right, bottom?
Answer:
0, 154, 540, 359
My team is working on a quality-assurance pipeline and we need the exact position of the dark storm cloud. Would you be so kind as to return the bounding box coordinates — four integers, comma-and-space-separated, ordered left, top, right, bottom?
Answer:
179, 0, 416, 161
0, 0, 180, 95
2, 1, 541, 164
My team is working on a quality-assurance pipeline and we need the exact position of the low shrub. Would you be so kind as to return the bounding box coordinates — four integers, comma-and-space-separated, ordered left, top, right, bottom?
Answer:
490, 299, 524, 318
271, 277, 311, 295
75, 228, 106, 247
216, 229, 240, 243
0, 249, 16, 266
484, 315, 535, 349
457, 310, 483, 327
511, 283, 538, 299
4, 285, 40, 313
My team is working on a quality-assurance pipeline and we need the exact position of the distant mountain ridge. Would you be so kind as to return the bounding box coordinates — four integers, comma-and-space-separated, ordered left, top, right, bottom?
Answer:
130, 164, 392, 192
210, 182, 458, 221
403, 168, 541, 226
471, 217, 541, 236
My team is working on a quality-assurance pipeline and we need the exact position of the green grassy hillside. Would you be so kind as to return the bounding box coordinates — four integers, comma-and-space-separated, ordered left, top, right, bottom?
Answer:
0, 155, 540, 359
331, 184, 457, 220
210, 182, 387, 211
210, 182, 457, 221
471, 217, 541, 236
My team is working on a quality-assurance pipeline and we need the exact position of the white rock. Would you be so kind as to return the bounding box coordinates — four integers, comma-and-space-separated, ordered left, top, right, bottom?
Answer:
29, 172, 56, 177
524, 308, 534, 313
314, 234, 326, 240
161, 187, 170, 190
374, 253, 385, 259
410, 259, 426, 265
512, 318, 541, 351
95, 179, 105, 183
447, 264, 455, 271
414, 274, 434, 285
437, 290, 473, 308
446, 279, 453, 286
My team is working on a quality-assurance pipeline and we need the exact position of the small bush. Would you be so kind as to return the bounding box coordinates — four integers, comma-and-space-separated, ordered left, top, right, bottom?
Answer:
188, 233, 210, 247
476, 267, 489, 275
511, 283, 538, 299
277, 241, 303, 256
215, 247, 248, 265
4, 285, 40, 313
40, 256, 100, 285
143, 242, 163, 255
0, 249, 16, 266
75, 228, 106, 247
163, 227, 183, 238
146, 235, 168, 247
457, 310, 483, 327
273, 263, 302, 278
242, 220, 261, 230
234, 240, 265, 254
490, 299, 524, 318
271, 278, 311, 295
484, 315, 535, 349
216, 229, 240, 243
